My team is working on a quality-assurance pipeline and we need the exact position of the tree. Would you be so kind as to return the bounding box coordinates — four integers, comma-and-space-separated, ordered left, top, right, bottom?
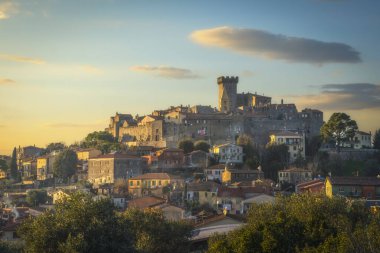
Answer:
194, 140, 210, 153
0, 158, 8, 172
45, 142, 66, 153
18, 193, 134, 253
10, 147, 19, 181
81, 131, 121, 154
26, 190, 48, 207
262, 144, 289, 181
178, 139, 194, 154
123, 208, 193, 253
374, 129, 380, 149
53, 149, 78, 183
237, 134, 261, 169
207, 194, 380, 253
321, 113, 358, 152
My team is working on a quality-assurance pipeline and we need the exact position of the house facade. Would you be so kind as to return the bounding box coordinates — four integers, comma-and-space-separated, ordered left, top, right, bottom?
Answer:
278, 168, 313, 186
222, 168, 264, 184
88, 153, 145, 185
212, 143, 243, 164
325, 176, 380, 199
269, 131, 305, 162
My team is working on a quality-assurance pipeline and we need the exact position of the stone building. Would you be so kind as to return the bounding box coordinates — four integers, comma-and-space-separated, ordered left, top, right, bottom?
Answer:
106, 76, 323, 150
212, 143, 243, 164
88, 153, 145, 185
278, 168, 312, 186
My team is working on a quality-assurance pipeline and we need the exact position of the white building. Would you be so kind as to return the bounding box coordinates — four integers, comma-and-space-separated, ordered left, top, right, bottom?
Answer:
269, 131, 305, 162
353, 131, 372, 149
278, 168, 312, 186
212, 143, 243, 164
204, 164, 225, 182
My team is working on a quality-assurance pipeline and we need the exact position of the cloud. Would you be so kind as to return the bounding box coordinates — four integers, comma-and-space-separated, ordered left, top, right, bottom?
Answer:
291, 83, 380, 110
80, 65, 103, 75
0, 53, 45, 64
0, 78, 15, 85
190, 26, 361, 64
0, 1, 17, 20
130, 65, 200, 79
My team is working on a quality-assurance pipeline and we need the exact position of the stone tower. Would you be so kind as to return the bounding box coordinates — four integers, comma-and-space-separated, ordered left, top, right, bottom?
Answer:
217, 76, 238, 113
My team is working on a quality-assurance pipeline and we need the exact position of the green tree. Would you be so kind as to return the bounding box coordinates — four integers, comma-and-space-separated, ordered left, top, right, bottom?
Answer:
321, 113, 358, 152
53, 149, 78, 183
81, 131, 121, 154
10, 147, 19, 181
207, 194, 380, 253
123, 208, 193, 253
0, 158, 9, 172
18, 193, 134, 253
45, 142, 66, 153
262, 144, 288, 181
26, 190, 48, 207
194, 140, 210, 153
178, 139, 194, 154
305, 135, 322, 158
237, 134, 261, 169
373, 129, 380, 149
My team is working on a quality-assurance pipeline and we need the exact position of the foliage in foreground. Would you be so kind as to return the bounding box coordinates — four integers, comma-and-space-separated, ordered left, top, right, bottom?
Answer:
18, 193, 192, 253
208, 194, 380, 253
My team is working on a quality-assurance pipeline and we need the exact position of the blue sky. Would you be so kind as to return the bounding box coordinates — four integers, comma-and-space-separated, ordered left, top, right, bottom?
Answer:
1, 0, 379, 154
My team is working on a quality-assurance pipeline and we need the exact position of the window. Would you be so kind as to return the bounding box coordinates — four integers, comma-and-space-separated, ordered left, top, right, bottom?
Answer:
152, 180, 156, 186
159, 180, 162, 185
129, 181, 133, 186
137, 181, 140, 186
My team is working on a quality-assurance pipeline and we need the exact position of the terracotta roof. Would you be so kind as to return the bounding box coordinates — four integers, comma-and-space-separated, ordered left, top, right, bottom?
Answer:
188, 181, 220, 192
296, 179, 324, 188
129, 173, 180, 180
279, 168, 311, 173
91, 153, 141, 159
127, 196, 166, 209
328, 177, 380, 186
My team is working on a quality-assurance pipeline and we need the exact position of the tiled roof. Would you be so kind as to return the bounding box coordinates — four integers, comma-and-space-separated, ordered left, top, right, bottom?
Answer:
279, 168, 311, 173
91, 153, 140, 159
328, 176, 380, 186
129, 173, 180, 180
188, 181, 220, 192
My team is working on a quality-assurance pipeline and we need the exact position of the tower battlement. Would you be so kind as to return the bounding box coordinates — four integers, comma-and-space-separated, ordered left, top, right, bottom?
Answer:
217, 76, 239, 84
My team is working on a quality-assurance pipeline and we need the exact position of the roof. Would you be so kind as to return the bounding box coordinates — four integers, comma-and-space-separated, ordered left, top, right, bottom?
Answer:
91, 153, 141, 160
327, 176, 380, 186
228, 169, 263, 174
76, 148, 100, 152
217, 187, 244, 198
356, 131, 371, 136
129, 173, 181, 180
188, 181, 220, 192
279, 168, 311, 173
270, 131, 302, 137
241, 194, 275, 204
127, 196, 166, 209
296, 179, 324, 188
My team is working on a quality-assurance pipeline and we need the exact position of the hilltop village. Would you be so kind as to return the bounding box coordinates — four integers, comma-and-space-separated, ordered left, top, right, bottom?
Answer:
0, 76, 379, 252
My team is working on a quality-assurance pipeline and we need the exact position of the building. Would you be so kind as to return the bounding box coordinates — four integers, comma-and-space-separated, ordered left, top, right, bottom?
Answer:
212, 143, 243, 164
296, 179, 325, 194
21, 158, 37, 179
36, 153, 57, 181
240, 194, 275, 214
76, 148, 102, 161
278, 168, 313, 186
204, 164, 225, 182
222, 168, 264, 184
186, 181, 219, 206
107, 76, 323, 151
325, 176, 380, 200
184, 150, 209, 168
269, 131, 305, 162
128, 173, 184, 197
156, 148, 184, 171
353, 131, 372, 149
88, 153, 145, 185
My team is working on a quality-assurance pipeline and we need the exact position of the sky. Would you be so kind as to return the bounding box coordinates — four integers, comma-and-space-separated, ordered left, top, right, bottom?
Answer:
0, 0, 379, 155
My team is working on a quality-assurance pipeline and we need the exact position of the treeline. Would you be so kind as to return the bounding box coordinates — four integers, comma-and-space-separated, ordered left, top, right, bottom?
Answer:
2, 193, 192, 253
208, 194, 380, 253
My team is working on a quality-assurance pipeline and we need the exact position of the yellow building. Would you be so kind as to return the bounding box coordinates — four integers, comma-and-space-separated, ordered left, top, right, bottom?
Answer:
0, 170, 7, 179
76, 148, 102, 161
36, 155, 56, 180
128, 173, 183, 197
